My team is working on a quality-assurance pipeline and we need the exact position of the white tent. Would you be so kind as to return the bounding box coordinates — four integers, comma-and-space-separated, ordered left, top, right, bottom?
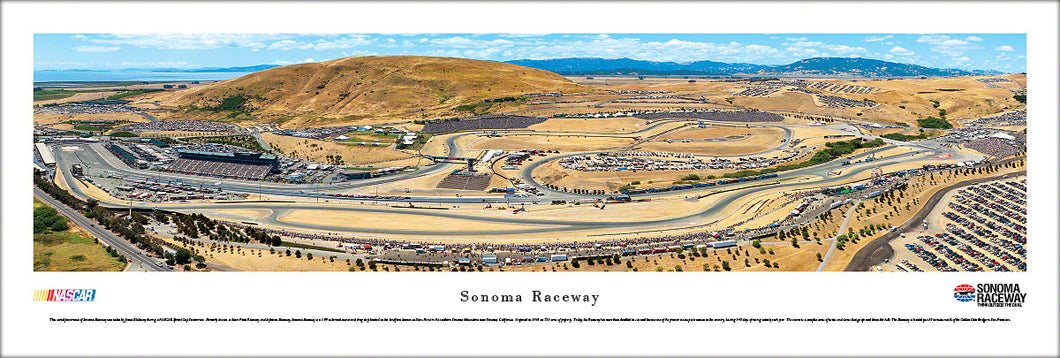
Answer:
990, 132, 1016, 140
335, 135, 350, 141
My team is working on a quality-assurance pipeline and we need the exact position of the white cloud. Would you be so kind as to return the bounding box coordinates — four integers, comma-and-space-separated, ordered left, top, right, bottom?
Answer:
302, 58, 315, 63
73, 45, 121, 53
789, 41, 826, 48
266, 40, 301, 51
965, 36, 983, 42
428, 36, 515, 48
91, 34, 276, 50
71, 34, 88, 40
822, 44, 867, 55
265, 36, 374, 51
865, 35, 893, 42
786, 46, 818, 57
497, 33, 548, 38
889, 46, 915, 56
786, 37, 809, 42
995, 45, 1014, 52
916, 34, 982, 56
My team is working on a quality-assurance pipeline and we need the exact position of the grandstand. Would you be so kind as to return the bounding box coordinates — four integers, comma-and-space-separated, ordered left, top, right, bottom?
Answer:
421, 115, 547, 134
166, 150, 278, 180
633, 110, 783, 122
436, 171, 492, 191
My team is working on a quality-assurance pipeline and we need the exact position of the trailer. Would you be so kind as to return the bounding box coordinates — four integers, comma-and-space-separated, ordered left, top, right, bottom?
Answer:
711, 240, 737, 248
481, 255, 498, 264
550, 254, 568, 262
865, 190, 884, 199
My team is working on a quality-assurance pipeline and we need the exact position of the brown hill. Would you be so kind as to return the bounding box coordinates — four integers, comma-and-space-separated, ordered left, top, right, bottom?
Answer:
144, 56, 586, 127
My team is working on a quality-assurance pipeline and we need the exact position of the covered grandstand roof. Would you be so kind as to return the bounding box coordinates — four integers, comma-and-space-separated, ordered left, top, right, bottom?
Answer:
177, 149, 276, 161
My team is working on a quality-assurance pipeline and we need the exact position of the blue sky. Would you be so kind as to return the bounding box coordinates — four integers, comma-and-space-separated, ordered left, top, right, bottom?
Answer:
34, 33, 1026, 73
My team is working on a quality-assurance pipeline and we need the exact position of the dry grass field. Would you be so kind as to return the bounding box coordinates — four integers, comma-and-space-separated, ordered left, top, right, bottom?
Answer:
501, 243, 828, 272
33, 91, 119, 106
33, 198, 126, 272
33, 112, 151, 126
262, 132, 418, 165
141, 56, 586, 127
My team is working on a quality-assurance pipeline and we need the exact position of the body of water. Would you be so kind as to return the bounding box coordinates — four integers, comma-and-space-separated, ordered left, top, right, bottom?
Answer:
34, 70, 251, 83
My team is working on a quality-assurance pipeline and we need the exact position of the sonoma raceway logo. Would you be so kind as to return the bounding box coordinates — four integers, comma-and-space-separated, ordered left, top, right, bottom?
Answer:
954, 284, 1025, 307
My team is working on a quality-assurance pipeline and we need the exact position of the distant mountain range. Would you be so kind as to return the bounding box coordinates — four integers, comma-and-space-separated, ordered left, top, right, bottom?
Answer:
505, 57, 1003, 77
40, 56, 1005, 78
38, 64, 282, 73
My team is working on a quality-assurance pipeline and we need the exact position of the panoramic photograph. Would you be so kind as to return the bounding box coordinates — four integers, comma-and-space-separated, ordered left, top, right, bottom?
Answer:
32, 33, 1028, 273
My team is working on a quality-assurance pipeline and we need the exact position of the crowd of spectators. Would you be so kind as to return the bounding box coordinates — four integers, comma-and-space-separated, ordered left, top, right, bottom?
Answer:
558, 151, 801, 172
421, 115, 547, 134
964, 137, 1022, 159
633, 109, 784, 122
964, 109, 1026, 127
176, 142, 256, 154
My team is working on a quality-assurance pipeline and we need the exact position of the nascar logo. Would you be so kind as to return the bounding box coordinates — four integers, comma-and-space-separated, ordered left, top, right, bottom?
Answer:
34, 289, 95, 302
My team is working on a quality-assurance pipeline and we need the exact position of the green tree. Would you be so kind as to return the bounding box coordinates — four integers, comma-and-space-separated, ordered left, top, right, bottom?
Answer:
175, 248, 192, 265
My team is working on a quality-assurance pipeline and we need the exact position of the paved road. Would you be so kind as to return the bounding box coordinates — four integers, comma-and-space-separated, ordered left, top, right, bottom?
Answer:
133, 111, 160, 122
34, 187, 168, 272
53, 138, 977, 240
816, 201, 860, 271
843, 167, 1026, 271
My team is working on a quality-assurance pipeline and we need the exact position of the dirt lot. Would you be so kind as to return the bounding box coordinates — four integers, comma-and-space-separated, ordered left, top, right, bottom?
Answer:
528, 117, 652, 133
459, 133, 633, 152
639, 126, 785, 155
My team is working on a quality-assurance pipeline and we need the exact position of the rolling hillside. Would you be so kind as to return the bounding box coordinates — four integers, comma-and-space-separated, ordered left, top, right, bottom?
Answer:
146, 56, 586, 127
